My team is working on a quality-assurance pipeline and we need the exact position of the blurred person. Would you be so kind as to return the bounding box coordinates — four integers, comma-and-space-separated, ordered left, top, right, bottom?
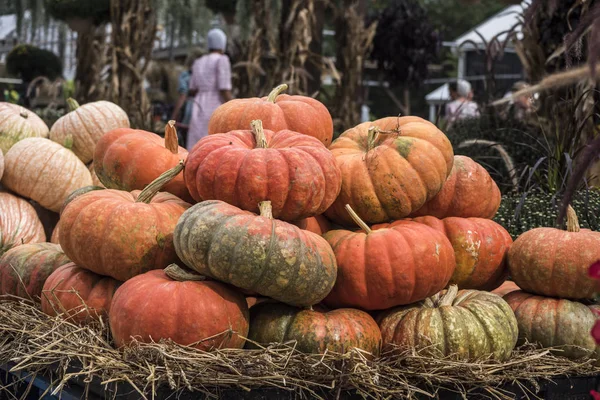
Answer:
503, 81, 535, 120
445, 79, 479, 127
171, 48, 204, 129
186, 28, 233, 151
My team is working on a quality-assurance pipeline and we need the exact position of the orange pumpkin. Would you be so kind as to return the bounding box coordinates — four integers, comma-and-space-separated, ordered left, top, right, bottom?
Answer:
0, 192, 45, 255
208, 84, 334, 146
1, 138, 92, 212
385, 216, 513, 291
110, 265, 249, 350
87, 162, 104, 187
324, 117, 454, 226
41, 263, 121, 324
59, 163, 191, 281
508, 206, 600, 299
49, 99, 130, 163
94, 121, 191, 202
0, 149, 4, 181
0, 102, 49, 154
292, 215, 331, 235
323, 205, 456, 310
410, 155, 501, 219
185, 120, 341, 221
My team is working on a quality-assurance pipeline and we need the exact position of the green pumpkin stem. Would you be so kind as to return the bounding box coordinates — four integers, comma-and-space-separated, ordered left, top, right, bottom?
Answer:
267, 84, 288, 103
165, 264, 206, 281
251, 120, 268, 148
566, 205, 580, 232
63, 134, 74, 150
438, 285, 459, 307
136, 161, 184, 203
259, 201, 273, 219
367, 126, 380, 151
165, 120, 179, 154
345, 204, 372, 234
66, 98, 80, 112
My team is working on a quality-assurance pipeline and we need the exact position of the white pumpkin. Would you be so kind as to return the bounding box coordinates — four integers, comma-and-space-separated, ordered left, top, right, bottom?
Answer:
0, 103, 49, 154
0, 191, 46, 255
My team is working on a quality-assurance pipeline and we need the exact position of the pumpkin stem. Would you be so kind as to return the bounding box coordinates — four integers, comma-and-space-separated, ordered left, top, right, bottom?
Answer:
164, 120, 179, 154
66, 98, 80, 112
136, 161, 184, 203
165, 264, 206, 281
267, 84, 288, 103
251, 120, 268, 148
259, 201, 273, 219
63, 134, 74, 150
566, 205, 580, 232
367, 126, 380, 151
19, 111, 28, 119
438, 285, 459, 307
345, 204, 372, 234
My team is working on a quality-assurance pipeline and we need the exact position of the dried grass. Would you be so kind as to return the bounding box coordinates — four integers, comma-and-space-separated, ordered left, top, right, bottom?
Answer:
1, 298, 599, 399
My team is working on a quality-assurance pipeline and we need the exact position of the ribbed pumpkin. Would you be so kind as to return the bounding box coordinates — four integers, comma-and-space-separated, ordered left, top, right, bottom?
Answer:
505, 291, 599, 360
491, 280, 520, 297
49, 99, 129, 163
50, 222, 60, 244
186, 120, 341, 221
0, 102, 49, 154
378, 285, 518, 361
402, 216, 512, 290
247, 302, 381, 355
292, 215, 331, 235
59, 163, 191, 281
0, 243, 71, 300
208, 84, 334, 146
1, 138, 92, 212
410, 155, 501, 219
110, 265, 249, 350
325, 117, 454, 226
508, 206, 600, 299
322, 205, 455, 310
174, 200, 337, 307
41, 263, 121, 324
94, 121, 190, 202
0, 192, 45, 255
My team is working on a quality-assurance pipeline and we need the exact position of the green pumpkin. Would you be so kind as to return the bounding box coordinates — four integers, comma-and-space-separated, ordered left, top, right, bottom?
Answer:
377, 285, 518, 361
247, 302, 381, 355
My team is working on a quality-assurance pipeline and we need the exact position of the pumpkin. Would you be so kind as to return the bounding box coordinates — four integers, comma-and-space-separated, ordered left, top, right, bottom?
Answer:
0, 102, 49, 154
0, 192, 45, 254
410, 155, 501, 219
322, 205, 455, 310
324, 117, 454, 226
245, 296, 269, 309
94, 121, 191, 202
378, 285, 518, 361
491, 280, 520, 297
391, 216, 512, 290
0, 243, 71, 300
0, 149, 4, 181
247, 302, 382, 355
208, 84, 334, 146
110, 265, 249, 350
1, 138, 92, 212
49, 98, 130, 163
50, 223, 60, 244
59, 163, 191, 281
174, 200, 337, 307
185, 120, 341, 221
508, 206, 600, 299
87, 162, 104, 187
504, 291, 599, 360
292, 215, 331, 235
41, 263, 121, 324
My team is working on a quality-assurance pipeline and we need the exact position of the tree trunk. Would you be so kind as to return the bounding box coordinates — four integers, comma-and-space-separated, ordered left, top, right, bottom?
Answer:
74, 23, 107, 103
332, 0, 377, 131
108, 0, 156, 129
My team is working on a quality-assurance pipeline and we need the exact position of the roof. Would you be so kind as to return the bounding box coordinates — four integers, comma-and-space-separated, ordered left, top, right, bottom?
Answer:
425, 83, 450, 104
0, 13, 16, 40
445, 2, 530, 50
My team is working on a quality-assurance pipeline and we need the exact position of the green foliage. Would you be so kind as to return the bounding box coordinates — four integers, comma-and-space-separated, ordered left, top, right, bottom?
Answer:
205, 0, 237, 15
494, 189, 600, 239
6, 44, 63, 82
44, 0, 110, 25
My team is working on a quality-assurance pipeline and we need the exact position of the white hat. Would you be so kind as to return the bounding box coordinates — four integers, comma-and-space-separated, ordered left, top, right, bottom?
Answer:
456, 79, 472, 97
207, 28, 227, 51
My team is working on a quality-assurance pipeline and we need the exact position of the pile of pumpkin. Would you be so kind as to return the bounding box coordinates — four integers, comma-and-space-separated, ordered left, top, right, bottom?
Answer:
0, 84, 598, 365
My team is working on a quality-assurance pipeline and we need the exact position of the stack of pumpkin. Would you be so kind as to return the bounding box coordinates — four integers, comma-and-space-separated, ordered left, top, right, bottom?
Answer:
3, 84, 585, 364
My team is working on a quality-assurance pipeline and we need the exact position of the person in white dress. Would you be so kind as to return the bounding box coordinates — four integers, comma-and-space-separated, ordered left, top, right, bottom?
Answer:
445, 79, 479, 128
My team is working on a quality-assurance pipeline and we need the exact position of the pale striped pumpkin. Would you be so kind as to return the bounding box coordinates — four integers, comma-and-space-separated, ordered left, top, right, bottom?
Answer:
49, 99, 130, 163
0, 192, 46, 255
1, 138, 93, 212
0, 103, 49, 154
